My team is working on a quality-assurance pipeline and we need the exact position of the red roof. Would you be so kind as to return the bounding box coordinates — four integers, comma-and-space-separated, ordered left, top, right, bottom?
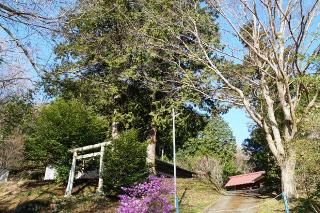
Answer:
225, 171, 265, 187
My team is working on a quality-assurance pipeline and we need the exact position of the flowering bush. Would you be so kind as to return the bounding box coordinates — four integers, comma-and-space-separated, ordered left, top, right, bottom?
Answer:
118, 176, 174, 213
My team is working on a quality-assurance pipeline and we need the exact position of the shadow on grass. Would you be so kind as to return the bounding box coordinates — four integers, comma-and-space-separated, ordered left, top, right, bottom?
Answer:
179, 187, 189, 205
14, 199, 51, 213
72, 179, 98, 195
292, 197, 320, 212
11, 196, 118, 213
20, 180, 56, 189
53, 195, 118, 213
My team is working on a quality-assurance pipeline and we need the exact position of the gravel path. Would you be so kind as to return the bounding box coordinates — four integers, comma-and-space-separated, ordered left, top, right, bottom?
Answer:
204, 191, 260, 213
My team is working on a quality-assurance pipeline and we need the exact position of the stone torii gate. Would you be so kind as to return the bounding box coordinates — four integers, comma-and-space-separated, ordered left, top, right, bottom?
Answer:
65, 141, 110, 196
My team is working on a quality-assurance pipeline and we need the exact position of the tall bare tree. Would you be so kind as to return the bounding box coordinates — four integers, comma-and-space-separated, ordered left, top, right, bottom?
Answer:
0, 0, 70, 100
141, 0, 320, 198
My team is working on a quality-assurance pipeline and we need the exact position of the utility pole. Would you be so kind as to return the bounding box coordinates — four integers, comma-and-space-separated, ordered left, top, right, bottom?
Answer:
172, 108, 179, 212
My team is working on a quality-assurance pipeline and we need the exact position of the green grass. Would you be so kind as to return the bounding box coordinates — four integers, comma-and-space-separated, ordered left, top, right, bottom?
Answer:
176, 178, 220, 212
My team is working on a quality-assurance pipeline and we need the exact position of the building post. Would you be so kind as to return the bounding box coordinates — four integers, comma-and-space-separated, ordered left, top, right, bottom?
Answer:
65, 151, 77, 196
97, 144, 105, 194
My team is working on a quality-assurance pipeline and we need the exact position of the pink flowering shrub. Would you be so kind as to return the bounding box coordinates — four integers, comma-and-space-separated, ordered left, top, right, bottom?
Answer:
118, 176, 174, 213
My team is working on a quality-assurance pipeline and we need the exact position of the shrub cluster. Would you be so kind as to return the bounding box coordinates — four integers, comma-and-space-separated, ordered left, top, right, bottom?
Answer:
26, 99, 107, 182
102, 130, 148, 195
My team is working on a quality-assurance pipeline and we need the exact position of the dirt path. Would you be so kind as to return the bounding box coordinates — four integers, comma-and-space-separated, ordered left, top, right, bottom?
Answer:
204, 191, 261, 213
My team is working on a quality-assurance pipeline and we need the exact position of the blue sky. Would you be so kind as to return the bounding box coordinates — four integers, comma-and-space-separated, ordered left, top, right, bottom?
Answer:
222, 108, 253, 145
217, 15, 252, 144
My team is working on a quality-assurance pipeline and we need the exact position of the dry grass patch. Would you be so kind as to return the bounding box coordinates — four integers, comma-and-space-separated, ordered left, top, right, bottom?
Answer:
257, 194, 299, 213
257, 197, 286, 213
0, 180, 117, 212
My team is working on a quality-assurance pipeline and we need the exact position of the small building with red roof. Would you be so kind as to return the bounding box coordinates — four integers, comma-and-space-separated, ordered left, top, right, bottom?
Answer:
225, 171, 266, 190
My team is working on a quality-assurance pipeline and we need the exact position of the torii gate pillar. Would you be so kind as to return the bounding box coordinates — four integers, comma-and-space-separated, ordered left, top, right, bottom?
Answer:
65, 141, 110, 196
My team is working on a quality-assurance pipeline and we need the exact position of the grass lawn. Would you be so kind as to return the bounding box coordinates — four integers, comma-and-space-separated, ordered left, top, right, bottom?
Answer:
176, 178, 220, 212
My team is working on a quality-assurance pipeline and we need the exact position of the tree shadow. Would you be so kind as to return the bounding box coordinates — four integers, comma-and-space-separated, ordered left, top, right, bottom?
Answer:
178, 187, 189, 205
20, 180, 56, 189
292, 197, 320, 213
14, 199, 51, 213
53, 195, 118, 213
72, 179, 98, 195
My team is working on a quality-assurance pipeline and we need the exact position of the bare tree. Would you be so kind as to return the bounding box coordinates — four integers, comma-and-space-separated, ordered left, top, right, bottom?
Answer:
193, 156, 223, 191
235, 148, 252, 174
0, 0, 70, 100
141, 0, 320, 198
0, 129, 25, 170
0, 1, 71, 174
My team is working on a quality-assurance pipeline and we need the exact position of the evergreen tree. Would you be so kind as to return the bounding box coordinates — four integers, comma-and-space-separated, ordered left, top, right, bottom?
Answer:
47, 0, 221, 171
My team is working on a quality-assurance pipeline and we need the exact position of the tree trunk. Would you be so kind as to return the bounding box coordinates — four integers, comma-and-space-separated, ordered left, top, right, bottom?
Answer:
111, 120, 119, 139
146, 125, 157, 174
111, 109, 119, 139
280, 151, 297, 199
